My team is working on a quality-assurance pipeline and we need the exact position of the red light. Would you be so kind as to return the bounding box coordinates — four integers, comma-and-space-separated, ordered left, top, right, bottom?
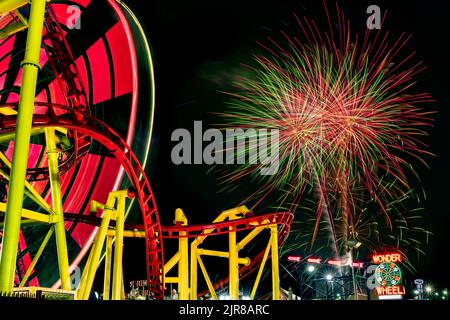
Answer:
352, 262, 364, 268
307, 257, 322, 264
327, 259, 341, 266
287, 256, 301, 262
372, 253, 402, 264
375, 286, 405, 296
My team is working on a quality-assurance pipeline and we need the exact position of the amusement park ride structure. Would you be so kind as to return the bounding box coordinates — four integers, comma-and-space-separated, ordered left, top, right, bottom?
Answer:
0, 0, 293, 300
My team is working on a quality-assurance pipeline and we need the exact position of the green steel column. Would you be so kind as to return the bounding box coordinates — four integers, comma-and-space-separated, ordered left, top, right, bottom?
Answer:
0, 0, 48, 292
103, 235, 113, 300
190, 243, 198, 299
80, 208, 112, 300
228, 215, 239, 300
45, 128, 71, 290
112, 194, 125, 300
175, 209, 189, 300
270, 225, 280, 300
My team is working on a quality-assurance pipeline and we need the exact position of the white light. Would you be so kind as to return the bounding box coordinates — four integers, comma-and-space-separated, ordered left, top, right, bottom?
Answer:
325, 274, 333, 281
443, 290, 448, 295
219, 294, 230, 300
413, 290, 419, 295
242, 295, 251, 300
379, 295, 402, 300
425, 286, 433, 293
307, 265, 315, 273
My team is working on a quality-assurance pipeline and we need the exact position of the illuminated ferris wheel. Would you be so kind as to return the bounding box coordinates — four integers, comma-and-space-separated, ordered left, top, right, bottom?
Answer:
0, 0, 163, 298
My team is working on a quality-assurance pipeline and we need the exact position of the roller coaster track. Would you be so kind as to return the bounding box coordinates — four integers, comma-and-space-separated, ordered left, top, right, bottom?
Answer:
63, 208, 294, 299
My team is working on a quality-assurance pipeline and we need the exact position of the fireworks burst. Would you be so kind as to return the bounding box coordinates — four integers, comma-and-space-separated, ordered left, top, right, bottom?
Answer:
219, 3, 434, 253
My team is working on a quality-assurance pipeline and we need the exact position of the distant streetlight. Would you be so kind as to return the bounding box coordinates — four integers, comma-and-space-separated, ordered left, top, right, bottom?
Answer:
307, 265, 315, 273
425, 286, 433, 293
325, 274, 333, 281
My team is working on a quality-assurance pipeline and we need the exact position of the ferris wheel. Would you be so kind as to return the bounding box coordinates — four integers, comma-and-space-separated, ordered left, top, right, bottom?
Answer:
0, 0, 163, 298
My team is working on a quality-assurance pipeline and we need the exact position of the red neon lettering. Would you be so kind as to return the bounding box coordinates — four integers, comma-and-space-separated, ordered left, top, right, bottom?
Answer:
372, 253, 402, 264
376, 286, 405, 295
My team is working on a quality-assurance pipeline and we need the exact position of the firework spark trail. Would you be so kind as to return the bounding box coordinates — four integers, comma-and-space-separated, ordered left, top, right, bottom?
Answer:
282, 186, 432, 272
219, 3, 434, 251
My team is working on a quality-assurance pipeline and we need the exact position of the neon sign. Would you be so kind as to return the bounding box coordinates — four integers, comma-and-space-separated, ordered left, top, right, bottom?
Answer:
372, 253, 402, 264
371, 253, 405, 299
375, 286, 405, 296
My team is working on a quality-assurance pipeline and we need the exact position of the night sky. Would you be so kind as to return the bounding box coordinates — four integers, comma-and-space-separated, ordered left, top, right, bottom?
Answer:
118, 0, 449, 292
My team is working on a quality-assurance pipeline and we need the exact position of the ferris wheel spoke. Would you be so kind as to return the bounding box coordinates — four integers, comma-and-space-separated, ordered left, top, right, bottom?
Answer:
44, 127, 71, 289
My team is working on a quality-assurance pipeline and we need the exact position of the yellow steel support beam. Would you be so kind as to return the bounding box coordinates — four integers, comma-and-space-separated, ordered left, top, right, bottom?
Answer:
0, 107, 19, 115
270, 225, 280, 300
175, 208, 189, 300
228, 214, 239, 300
79, 207, 113, 299
0, 218, 45, 228
77, 191, 129, 300
103, 235, 113, 300
0, 0, 29, 14
106, 229, 145, 238
237, 223, 269, 250
0, 202, 54, 224
189, 206, 249, 300
77, 242, 94, 295
197, 249, 250, 266
190, 242, 198, 299
0, 0, 49, 288
250, 234, 272, 300
121, 273, 126, 300
196, 254, 218, 300
19, 227, 54, 287
112, 192, 126, 300
0, 128, 55, 144
164, 277, 179, 284
164, 251, 180, 275
191, 206, 249, 247
0, 151, 53, 214
45, 128, 71, 289
0, 10, 28, 39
